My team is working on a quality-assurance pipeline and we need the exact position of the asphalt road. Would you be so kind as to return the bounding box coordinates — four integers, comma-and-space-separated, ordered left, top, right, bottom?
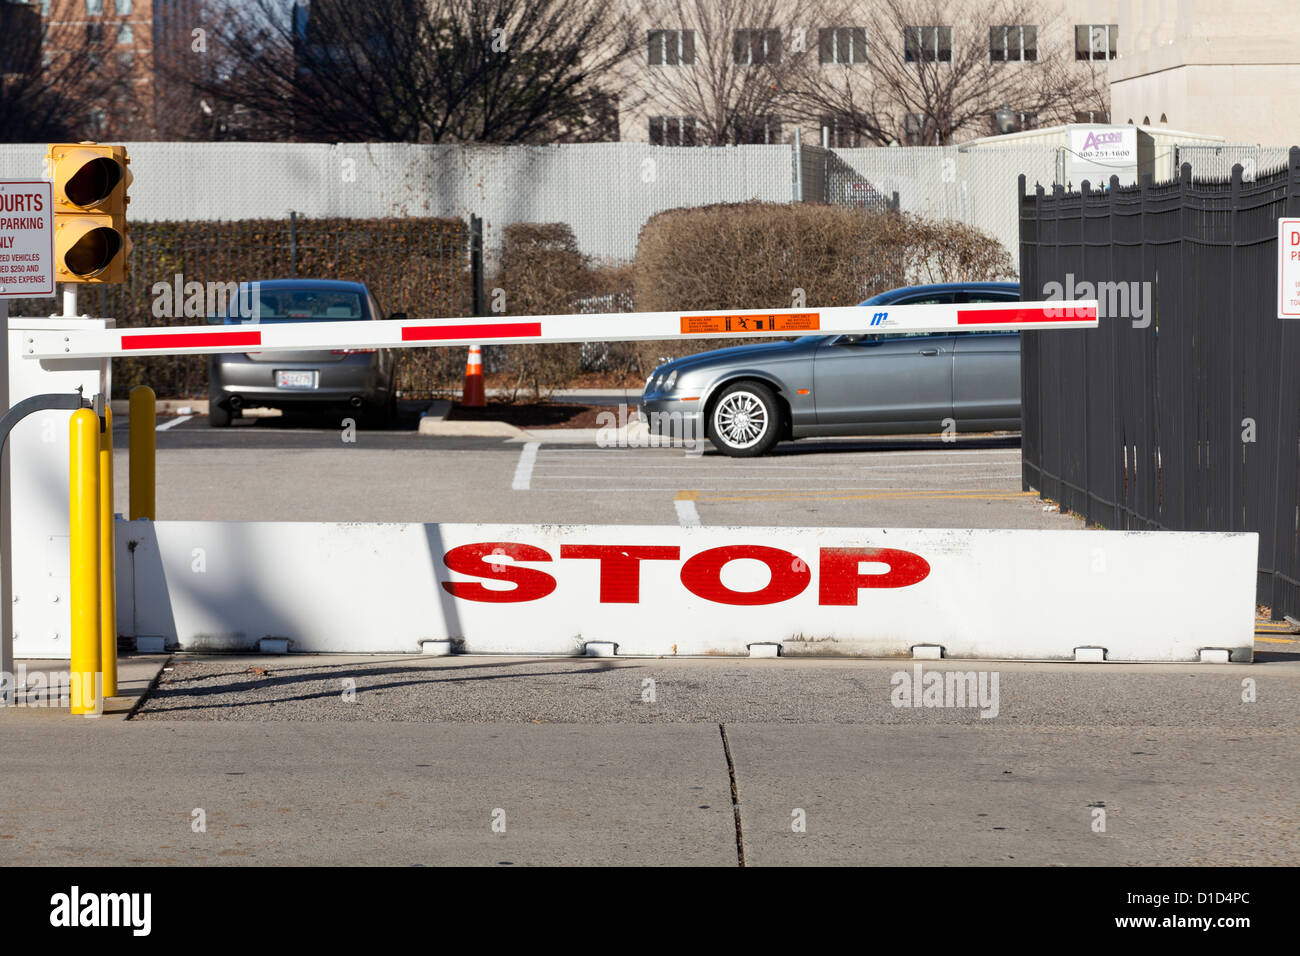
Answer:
112, 409, 1075, 529
3, 653, 1296, 866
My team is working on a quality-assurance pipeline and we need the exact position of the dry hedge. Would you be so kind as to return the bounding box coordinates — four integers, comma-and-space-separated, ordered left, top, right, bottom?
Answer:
629, 201, 1015, 368
489, 223, 641, 399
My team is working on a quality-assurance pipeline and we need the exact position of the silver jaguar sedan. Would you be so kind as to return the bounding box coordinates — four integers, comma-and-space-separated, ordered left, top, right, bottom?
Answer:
641, 282, 1021, 457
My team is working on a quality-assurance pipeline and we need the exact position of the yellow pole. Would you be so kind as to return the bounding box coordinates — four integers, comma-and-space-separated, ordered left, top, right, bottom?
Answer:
129, 386, 155, 521
69, 408, 101, 717
99, 406, 118, 699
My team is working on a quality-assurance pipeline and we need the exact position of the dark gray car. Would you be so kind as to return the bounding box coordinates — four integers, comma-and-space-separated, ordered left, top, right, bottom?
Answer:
206, 279, 399, 427
641, 282, 1021, 457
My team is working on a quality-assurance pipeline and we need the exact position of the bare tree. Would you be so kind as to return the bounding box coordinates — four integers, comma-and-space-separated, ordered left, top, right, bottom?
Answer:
635, 0, 828, 146
786, 0, 1108, 146
180, 0, 638, 143
0, 2, 136, 142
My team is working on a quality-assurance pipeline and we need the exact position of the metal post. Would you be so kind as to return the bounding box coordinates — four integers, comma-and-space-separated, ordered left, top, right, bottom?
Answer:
128, 386, 155, 521
69, 408, 101, 717
470, 215, 484, 318
792, 128, 803, 202
99, 404, 117, 698
289, 211, 298, 279
62, 285, 78, 320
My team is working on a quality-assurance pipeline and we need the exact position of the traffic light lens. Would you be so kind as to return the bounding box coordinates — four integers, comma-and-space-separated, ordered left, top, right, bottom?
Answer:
64, 157, 123, 209
65, 227, 122, 278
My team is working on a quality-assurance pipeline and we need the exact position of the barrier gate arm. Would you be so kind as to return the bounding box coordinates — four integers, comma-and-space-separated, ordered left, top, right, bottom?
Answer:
20, 300, 1099, 360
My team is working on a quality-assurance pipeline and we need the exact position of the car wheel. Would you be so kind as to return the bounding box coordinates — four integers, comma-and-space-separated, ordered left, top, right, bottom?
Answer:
708, 382, 781, 457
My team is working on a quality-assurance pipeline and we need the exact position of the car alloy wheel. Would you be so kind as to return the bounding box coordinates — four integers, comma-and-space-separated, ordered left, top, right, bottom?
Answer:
710, 382, 780, 456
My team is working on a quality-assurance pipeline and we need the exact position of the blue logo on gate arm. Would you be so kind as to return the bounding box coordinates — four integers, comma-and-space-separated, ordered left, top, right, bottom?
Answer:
870, 311, 888, 326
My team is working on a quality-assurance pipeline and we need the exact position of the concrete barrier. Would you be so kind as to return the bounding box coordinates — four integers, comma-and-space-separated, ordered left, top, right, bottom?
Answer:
111, 520, 1257, 662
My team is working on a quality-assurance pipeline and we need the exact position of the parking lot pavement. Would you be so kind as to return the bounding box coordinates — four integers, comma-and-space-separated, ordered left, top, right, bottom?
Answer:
726, 724, 1299, 866
4, 654, 1292, 865
0, 721, 737, 866
122, 413, 1079, 530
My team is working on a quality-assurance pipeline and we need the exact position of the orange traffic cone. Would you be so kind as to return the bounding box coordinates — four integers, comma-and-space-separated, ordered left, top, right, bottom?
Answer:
462, 344, 486, 407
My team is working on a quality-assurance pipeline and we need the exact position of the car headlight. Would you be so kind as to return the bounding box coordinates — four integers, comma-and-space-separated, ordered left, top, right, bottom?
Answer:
663, 370, 678, 392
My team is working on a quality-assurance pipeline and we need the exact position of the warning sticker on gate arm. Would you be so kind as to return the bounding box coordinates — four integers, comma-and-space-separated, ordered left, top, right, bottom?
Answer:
681, 312, 820, 334
0, 180, 54, 298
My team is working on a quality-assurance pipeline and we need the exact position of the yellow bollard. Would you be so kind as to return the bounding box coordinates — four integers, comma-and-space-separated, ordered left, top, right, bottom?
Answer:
69, 408, 101, 717
129, 385, 155, 521
99, 406, 118, 699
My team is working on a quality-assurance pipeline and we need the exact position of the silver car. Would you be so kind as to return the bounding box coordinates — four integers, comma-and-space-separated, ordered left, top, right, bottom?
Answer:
207, 279, 399, 427
641, 282, 1021, 457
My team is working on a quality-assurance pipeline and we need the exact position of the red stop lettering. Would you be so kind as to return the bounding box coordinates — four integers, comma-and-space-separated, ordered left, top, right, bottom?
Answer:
559, 545, 680, 603
818, 547, 930, 605
442, 542, 556, 603
680, 545, 810, 606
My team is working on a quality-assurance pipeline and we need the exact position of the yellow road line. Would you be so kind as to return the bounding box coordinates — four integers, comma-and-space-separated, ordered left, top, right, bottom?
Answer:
1255, 636, 1298, 644
674, 489, 699, 501
696, 489, 1035, 504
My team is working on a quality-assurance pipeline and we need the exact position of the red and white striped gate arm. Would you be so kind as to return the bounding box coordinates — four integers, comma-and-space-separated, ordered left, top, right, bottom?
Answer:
20, 300, 1098, 360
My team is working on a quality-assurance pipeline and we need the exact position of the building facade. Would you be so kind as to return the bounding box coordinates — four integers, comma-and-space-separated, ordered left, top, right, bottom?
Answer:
1107, 0, 1300, 145
621, 1, 1127, 147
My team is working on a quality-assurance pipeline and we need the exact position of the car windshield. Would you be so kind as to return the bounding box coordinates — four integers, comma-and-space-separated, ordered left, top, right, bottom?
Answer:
226, 289, 365, 323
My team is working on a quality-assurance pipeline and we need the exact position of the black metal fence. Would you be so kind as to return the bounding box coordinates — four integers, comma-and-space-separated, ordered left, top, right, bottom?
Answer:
1019, 147, 1300, 619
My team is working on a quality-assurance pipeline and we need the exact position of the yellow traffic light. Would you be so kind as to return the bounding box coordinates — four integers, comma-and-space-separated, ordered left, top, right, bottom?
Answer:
45, 143, 132, 284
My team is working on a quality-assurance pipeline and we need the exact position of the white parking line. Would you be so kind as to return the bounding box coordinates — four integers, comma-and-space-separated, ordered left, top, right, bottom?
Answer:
156, 415, 193, 431
511, 441, 540, 490
674, 496, 701, 527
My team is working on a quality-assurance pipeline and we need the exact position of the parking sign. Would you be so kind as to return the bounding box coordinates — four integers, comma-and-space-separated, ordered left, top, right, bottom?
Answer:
0, 180, 54, 298
1279, 218, 1300, 318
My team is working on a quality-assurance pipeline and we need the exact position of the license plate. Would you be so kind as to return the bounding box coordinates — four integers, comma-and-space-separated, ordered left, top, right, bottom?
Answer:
276, 370, 317, 389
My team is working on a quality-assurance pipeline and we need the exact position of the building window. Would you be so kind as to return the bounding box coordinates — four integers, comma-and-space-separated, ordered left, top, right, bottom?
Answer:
903, 112, 934, 144
1074, 110, 1111, 123
732, 114, 782, 144
649, 115, 698, 146
85, 0, 104, 14
1075, 24, 1117, 60
733, 28, 781, 66
992, 110, 1038, 133
648, 29, 695, 66
86, 22, 104, 43
115, 0, 134, 14
820, 114, 865, 147
904, 26, 952, 63
119, 50, 134, 68
990, 25, 1036, 61
117, 24, 133, 45
819, 27, 867, 64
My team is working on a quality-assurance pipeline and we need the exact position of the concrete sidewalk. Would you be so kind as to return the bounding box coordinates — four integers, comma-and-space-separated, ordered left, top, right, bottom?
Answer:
1, 653, 1295, 865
